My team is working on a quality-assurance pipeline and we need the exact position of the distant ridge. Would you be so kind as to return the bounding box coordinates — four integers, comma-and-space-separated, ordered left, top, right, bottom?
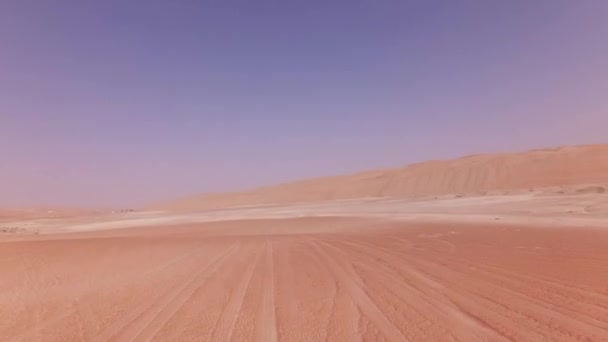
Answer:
151, 144, 608, 212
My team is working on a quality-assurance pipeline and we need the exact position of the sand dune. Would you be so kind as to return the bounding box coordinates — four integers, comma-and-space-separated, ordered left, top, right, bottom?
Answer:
3, 144, 608, 340
153, 144, 608, 211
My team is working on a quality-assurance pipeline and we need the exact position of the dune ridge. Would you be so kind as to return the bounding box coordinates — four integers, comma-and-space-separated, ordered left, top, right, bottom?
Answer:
152, 144, 608, 212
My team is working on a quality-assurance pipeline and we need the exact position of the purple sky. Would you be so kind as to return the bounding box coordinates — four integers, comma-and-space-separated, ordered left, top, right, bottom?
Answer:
1, 1, 608, 207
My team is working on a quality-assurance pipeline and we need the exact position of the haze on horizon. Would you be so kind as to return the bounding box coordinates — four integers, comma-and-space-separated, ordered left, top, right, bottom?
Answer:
2, 1, 607, 207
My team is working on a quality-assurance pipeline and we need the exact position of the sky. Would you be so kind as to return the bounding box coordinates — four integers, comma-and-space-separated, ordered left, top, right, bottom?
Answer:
1, 1, 608, 207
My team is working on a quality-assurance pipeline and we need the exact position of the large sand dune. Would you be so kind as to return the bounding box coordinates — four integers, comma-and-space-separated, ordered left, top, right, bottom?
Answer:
154, 144, 608, 212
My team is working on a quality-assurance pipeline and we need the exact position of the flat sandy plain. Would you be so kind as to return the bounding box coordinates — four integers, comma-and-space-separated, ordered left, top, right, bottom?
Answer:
2, 189, 608, 341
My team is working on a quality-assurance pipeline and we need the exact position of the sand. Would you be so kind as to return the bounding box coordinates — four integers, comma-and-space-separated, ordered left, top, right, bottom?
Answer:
2, 217, 608, 341
6, 186, 602, 234
152, 144, 608, 212
2, 144, 608, 340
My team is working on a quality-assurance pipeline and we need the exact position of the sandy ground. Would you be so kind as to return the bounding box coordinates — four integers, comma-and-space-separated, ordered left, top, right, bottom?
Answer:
2, 188, 608, 341
4, 188, 604, 234
1, 217, 608, 341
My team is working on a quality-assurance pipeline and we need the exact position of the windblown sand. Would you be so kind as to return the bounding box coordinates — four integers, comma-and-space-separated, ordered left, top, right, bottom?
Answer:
2, 217, 608, 341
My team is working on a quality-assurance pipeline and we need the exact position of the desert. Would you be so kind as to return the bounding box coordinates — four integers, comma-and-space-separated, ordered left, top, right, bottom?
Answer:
2, 146, 608, 341
4, 2, 608, 340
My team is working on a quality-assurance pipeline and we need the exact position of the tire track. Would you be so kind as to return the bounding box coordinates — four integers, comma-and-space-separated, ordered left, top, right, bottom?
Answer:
330, 237, 526, 341
407, 241, 608, 324
316, 239, 436, 340
415, 253, 608, 332
92, 243, 238, 341
407, 256, 608, 340
436, 253, 608, 312
89, 246, 206, 341
341, 237, 608, 340
254, 239, 278, 342
212, 243, 263, 341
309, 239, 410, 342
430, 253, 608, 317
293, 239, 342, 342
8, 247, 201, 341
359, 236, 608, 308
338, 237, 577, 340
129, 243, 241, 341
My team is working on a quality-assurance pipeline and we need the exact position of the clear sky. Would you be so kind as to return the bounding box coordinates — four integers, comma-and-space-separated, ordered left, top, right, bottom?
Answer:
1, 1, 607, 207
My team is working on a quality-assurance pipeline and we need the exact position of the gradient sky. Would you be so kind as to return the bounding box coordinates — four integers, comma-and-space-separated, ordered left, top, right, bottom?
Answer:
1, 1, 608, 207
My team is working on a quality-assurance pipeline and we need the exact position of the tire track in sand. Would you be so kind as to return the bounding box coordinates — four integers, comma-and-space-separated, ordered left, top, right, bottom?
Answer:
254, 239, 278, 342
410, 252, 608, 337
13, 245, 204, 342
130, 243, 241, 341
211, 243, 263, 341
330, 237, 516, 341
295, 240, 350, 342
339, 236, 608, 341
92, 243, 238, 342
309, 239, 410, 342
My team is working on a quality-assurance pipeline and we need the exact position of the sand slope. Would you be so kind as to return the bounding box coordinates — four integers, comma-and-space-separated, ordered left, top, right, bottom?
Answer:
154, 144, 608, 211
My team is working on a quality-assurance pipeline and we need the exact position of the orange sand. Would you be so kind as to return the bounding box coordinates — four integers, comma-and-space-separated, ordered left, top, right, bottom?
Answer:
153, 144, 608, 212
2, 217, 608, 341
